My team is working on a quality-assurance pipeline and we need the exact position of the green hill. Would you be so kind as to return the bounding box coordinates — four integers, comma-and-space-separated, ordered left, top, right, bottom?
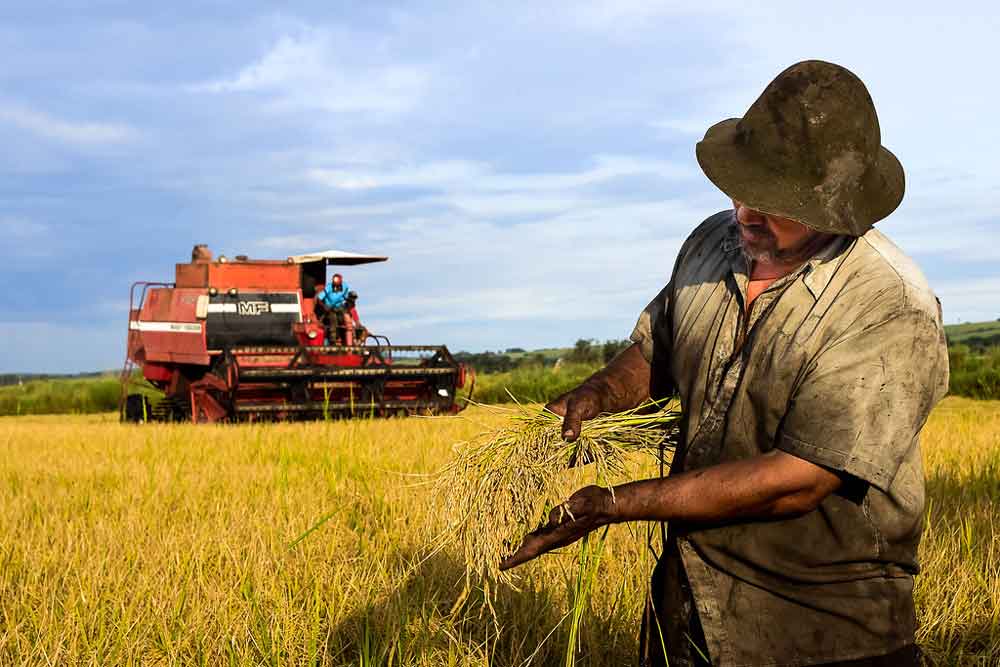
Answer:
944, 320, 1000, 351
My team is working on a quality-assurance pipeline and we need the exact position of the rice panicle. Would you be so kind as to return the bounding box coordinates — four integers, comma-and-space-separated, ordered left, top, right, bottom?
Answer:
434, 399, 681, 585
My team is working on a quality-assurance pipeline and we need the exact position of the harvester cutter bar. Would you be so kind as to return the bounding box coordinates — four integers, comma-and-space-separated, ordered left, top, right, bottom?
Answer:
230, 345, 447, 355
238, 366, 455, 380
234, 400, 445, 413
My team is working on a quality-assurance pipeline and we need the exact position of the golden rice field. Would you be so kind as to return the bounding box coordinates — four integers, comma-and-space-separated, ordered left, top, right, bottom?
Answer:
0, 397, 996, 666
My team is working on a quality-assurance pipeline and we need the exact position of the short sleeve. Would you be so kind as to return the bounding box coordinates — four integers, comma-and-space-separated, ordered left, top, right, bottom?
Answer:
777, 308, 949, 492
630, 281, 672, 364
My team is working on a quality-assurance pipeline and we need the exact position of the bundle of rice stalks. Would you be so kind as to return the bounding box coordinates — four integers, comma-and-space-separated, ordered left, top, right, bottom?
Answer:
434, 399, 681, 585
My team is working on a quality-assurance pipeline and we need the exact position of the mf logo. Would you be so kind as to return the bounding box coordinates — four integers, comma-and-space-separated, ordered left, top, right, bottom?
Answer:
237, 301, 271, 316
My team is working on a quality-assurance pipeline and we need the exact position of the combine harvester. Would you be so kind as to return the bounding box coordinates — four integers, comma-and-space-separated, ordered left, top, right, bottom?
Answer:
120, 249, 471, 422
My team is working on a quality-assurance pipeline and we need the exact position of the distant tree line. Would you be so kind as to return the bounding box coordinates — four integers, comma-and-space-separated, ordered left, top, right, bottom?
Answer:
0, 371, 107, 388
452, 351, 519, 374
454, 339, 631, 374
567, 338, 631, 364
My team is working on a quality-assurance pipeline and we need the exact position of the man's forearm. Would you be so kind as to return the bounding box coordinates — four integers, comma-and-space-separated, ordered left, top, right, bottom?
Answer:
582, 343, 651, 413
608, 450, 843, 524
548, 343, 653, 442
499, 437, 844, 572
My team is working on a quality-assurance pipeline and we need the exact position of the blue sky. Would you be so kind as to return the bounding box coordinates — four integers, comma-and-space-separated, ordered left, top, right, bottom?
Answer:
1, 1, 998, 372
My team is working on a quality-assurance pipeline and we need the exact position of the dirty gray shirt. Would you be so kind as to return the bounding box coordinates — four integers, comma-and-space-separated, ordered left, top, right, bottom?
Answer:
630, 211, 949, 666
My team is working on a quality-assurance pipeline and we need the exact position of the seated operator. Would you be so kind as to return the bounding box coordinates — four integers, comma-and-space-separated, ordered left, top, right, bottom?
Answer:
344, 289, 367, 343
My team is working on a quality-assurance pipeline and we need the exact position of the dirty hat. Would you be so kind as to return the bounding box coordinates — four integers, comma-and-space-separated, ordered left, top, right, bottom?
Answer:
695, 60, 904, 237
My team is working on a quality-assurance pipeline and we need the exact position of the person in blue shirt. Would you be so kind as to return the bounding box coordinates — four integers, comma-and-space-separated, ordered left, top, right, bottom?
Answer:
316, 273, 350, 310
315, 273, 362, 344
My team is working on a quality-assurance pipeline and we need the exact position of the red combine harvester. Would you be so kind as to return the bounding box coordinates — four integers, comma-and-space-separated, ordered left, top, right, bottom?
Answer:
120, 249, 471, 422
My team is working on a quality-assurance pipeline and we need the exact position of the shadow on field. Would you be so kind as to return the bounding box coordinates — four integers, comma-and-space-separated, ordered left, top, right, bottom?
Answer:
925, 466, 1000, 504
326, 550, 640, 666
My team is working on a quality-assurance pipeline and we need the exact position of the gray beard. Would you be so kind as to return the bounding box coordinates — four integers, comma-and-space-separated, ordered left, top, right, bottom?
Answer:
741, 243, 779, 265
738, 227, 834, 267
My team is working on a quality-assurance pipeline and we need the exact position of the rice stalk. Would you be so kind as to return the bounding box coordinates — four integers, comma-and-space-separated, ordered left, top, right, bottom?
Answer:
433, 399, 681, 586
565, 527, 609, 666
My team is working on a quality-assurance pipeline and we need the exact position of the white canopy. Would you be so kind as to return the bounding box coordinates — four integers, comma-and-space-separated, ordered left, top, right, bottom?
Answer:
286, 250, 389, 266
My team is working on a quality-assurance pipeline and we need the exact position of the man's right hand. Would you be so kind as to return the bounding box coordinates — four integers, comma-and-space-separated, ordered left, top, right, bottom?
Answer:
545, 384, 604, 443
544, 343, 653, 443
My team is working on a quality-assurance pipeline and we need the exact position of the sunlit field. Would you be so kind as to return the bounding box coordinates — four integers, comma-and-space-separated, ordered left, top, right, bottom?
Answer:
0, 398, 996, 665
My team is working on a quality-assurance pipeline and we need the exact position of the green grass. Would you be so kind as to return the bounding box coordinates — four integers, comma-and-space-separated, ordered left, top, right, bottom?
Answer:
472, 362, 602, 405
948, 346, 1000, 401
0, 375, 123, 416
0, 398, 995, 665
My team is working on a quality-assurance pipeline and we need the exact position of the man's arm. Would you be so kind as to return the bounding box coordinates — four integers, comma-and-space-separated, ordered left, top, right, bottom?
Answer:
500, 449, 842, 570
549, 275, 674, 441
314, 290, 327, 312
547, 343, 651, 441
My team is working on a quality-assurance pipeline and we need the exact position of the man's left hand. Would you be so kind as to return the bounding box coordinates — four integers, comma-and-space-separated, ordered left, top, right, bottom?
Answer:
499, 485, 615, 571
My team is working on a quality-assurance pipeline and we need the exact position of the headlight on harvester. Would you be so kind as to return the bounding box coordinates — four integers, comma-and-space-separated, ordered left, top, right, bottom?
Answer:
307, 330, 318, 340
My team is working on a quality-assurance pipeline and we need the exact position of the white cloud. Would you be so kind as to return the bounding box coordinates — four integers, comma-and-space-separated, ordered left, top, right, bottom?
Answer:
313, 195, 705, 336
307, 159, 484, 191
295, 155, 700, 234
4, 2, 999, 365
256, 151, 711, 341
0, 103, 137, 146
306, 155, 694, 194
194, 28, 429, 114
305, 172, 380, 190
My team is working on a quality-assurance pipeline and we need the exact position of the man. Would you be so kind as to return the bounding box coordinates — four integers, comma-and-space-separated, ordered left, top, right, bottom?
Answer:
500, 61, 948, 666
343, 289, 366, 340
316, 273, 350, 311
315, 273, 360, 344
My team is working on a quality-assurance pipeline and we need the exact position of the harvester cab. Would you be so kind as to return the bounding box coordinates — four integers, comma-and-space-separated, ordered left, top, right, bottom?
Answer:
121, 249, 472, 422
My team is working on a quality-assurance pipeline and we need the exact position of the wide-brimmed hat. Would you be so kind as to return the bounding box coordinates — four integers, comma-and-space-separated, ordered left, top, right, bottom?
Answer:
696, 60, 904, 237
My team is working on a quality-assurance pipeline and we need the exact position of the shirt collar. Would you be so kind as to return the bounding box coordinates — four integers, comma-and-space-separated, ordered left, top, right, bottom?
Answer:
801, 236, 852, 299
720, 213, 852, 300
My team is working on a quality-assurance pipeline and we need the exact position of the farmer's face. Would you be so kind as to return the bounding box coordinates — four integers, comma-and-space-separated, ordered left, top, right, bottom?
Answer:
733, 200, 822, 264
332, 277, 343, 290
